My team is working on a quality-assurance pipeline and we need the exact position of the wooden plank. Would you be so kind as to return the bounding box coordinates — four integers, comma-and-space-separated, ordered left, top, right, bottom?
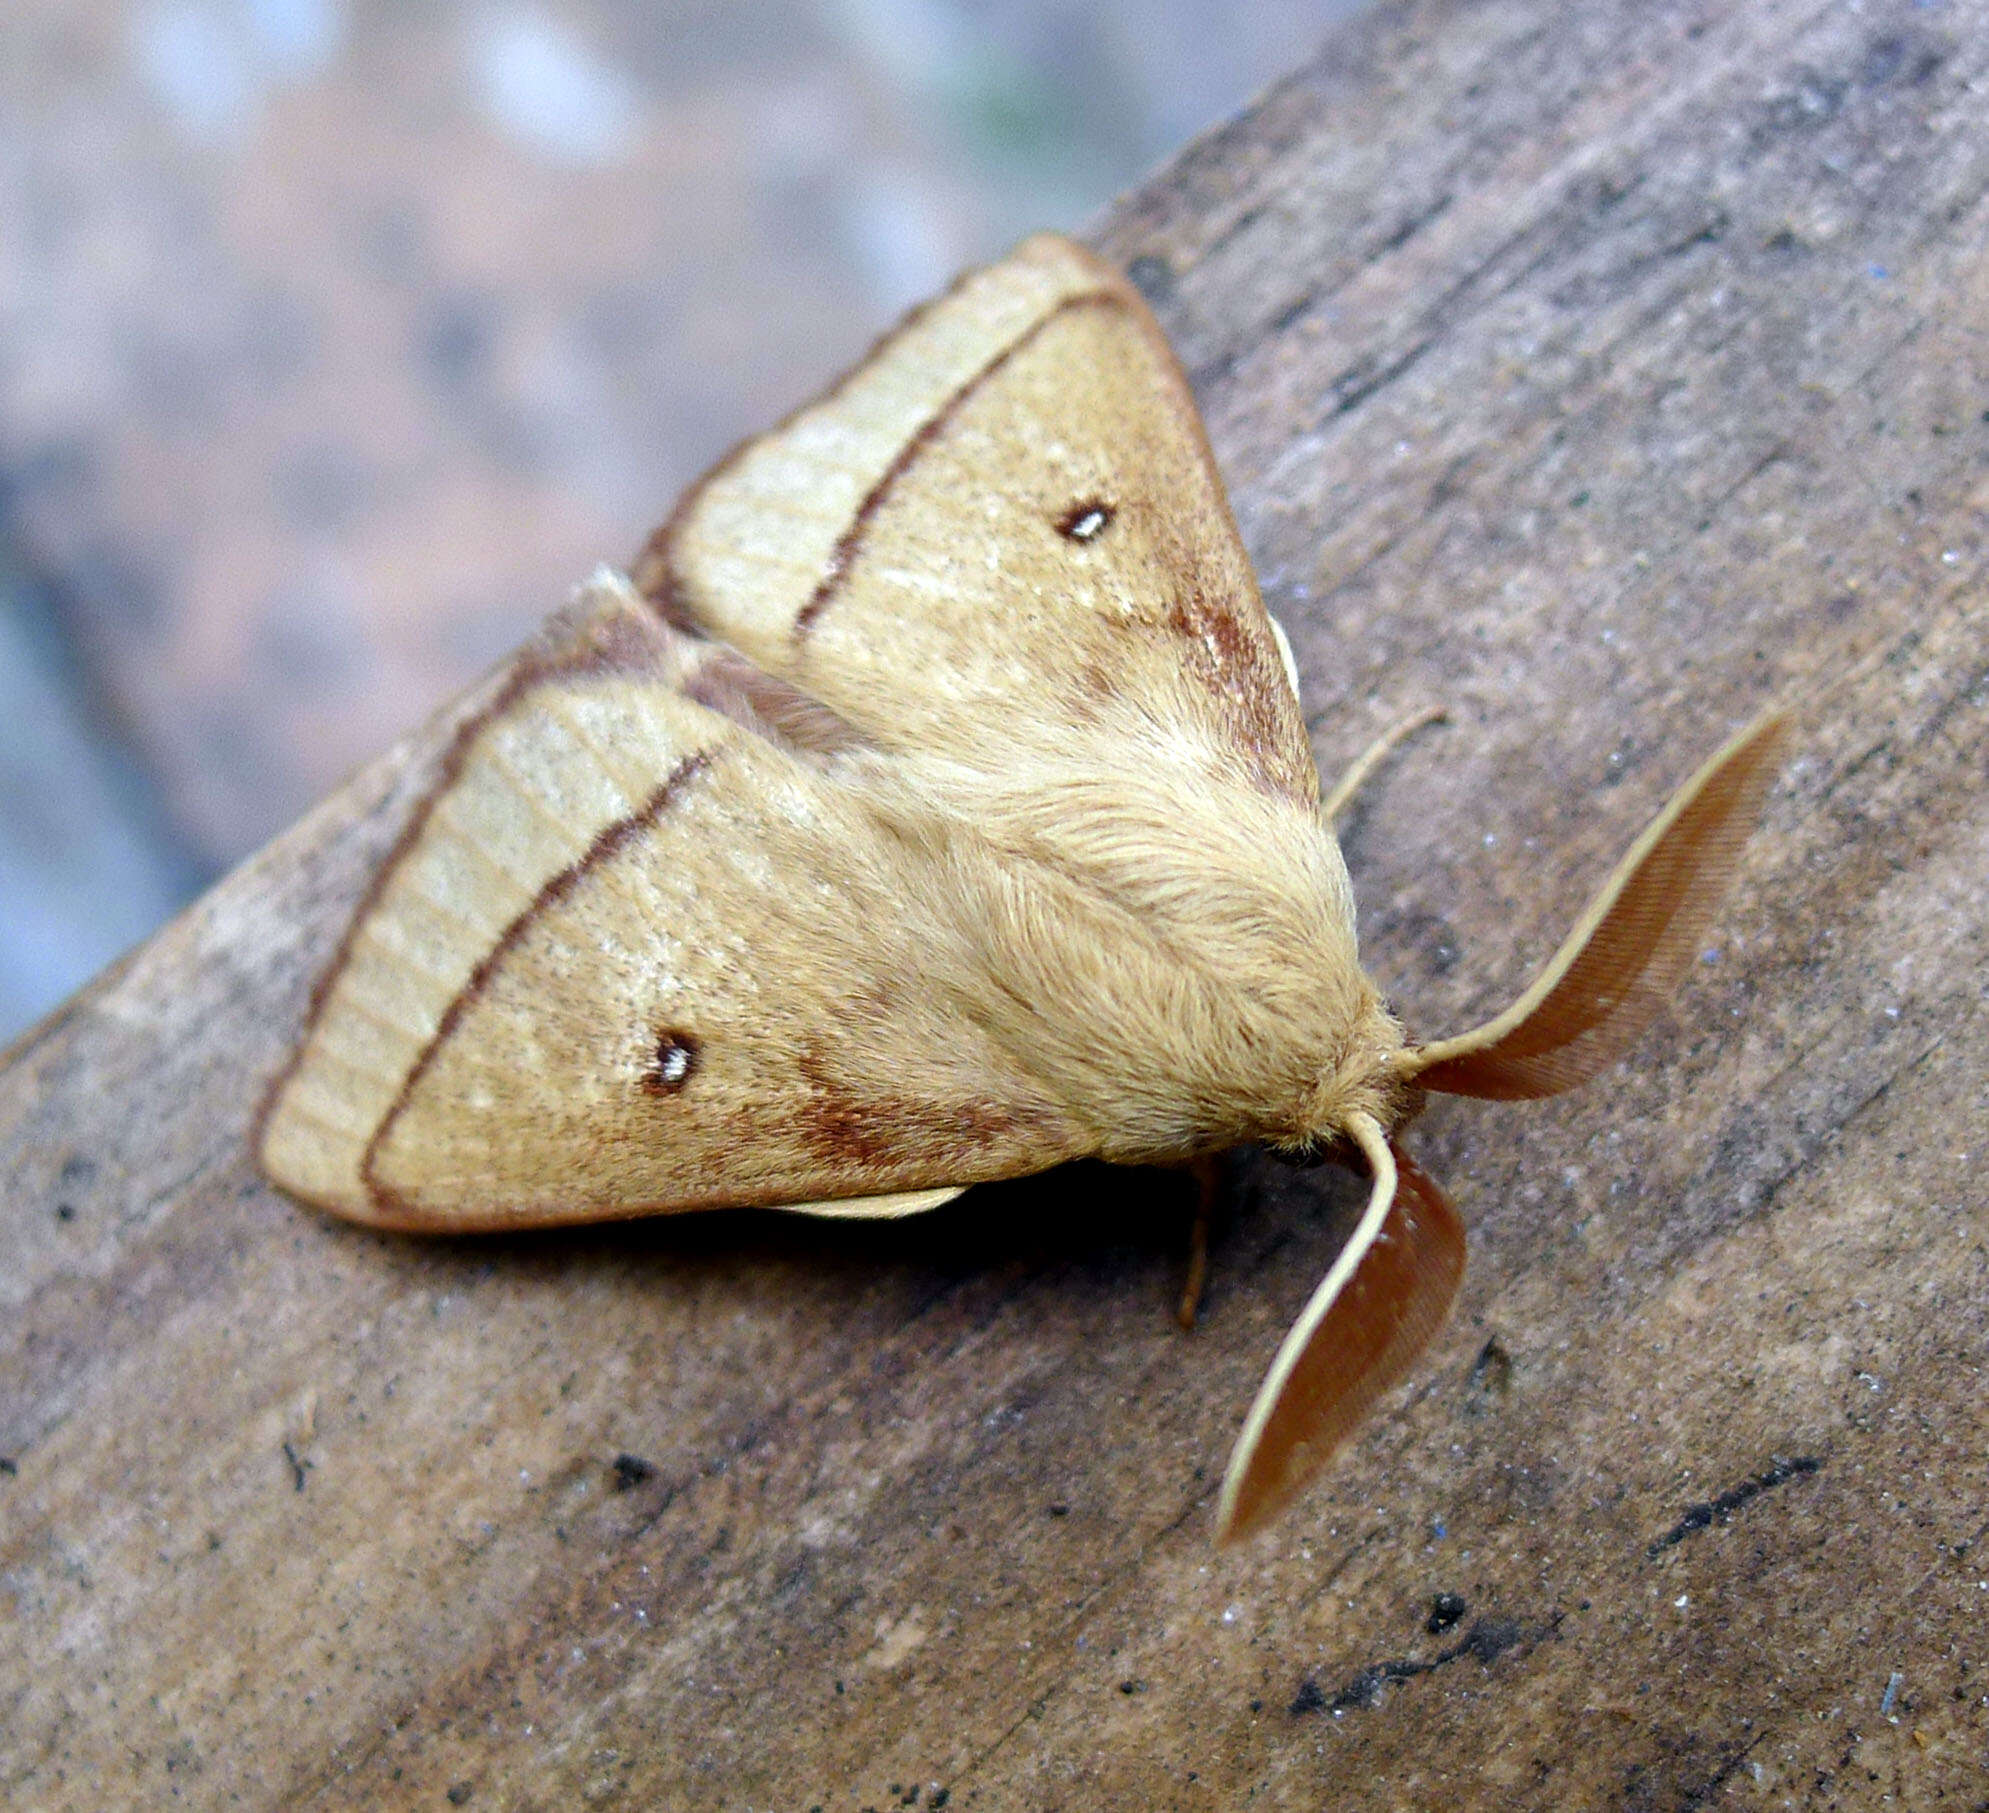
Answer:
5, 0, 1987, 1804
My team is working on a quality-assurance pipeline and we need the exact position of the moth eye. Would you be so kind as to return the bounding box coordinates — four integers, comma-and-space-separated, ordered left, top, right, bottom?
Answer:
1056, 499, 1114, 542
644, 1030, 700, 1095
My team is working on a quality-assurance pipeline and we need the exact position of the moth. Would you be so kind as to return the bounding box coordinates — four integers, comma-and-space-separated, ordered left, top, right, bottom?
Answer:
261, 234, 1786, 1541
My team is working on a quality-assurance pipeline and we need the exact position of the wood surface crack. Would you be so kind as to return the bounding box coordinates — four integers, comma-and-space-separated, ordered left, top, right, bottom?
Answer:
944, 1483, 1215, 1795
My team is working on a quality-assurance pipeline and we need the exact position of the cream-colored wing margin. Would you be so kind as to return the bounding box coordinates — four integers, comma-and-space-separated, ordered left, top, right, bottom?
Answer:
259, 574, 1083, 1232
635, 233, 1317, 806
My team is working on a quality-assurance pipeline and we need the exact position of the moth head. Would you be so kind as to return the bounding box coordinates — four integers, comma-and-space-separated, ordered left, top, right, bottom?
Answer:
1276, 983, 1423, 1166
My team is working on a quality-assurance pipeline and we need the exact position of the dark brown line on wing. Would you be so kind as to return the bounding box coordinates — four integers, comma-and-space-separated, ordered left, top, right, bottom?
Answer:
255, 597, 680, 1171
359, 747, 715, 1213
253, 660, 543, 1164
629, 251, 1061, 619
791, 288, 1127, 637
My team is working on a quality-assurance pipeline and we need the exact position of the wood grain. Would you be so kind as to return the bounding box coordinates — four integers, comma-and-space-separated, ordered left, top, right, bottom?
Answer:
6, 0, 1987, 1804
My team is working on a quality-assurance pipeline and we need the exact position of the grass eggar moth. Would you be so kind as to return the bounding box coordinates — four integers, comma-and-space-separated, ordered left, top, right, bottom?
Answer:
260, 234, 1786, 1541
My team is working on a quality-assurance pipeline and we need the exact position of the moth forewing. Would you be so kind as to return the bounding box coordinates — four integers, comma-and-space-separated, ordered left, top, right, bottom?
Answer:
638, 232, 1320, 807
261, 228, 1327, 1234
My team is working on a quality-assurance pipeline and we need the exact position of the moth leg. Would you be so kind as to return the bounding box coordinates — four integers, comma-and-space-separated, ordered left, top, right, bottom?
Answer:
1321, 705, 1447, 827
1178, 1153, 1222, 1331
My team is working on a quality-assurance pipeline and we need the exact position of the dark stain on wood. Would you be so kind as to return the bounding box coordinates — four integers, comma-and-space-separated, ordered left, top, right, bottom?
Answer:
1647, 1453, 1824, 1556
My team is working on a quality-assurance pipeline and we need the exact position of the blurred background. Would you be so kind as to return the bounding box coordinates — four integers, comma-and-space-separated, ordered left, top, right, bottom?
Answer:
0, 0, 1367, 1044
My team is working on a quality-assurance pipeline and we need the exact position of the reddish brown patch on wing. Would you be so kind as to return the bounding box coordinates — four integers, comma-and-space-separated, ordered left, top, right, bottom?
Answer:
684, 649, 868, 757
1165, 584, 1304, 797
794, 1049, 1050, 1176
